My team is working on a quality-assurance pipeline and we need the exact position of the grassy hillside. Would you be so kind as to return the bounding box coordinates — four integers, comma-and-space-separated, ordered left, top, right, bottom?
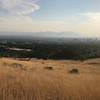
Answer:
0, 58, 99, 100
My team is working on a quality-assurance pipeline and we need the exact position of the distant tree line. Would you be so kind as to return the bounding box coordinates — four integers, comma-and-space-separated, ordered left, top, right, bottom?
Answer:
0, 41, 100, 60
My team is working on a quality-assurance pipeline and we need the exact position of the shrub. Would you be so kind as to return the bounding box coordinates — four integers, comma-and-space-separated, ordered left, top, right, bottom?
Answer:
69, 68, 79, 74
44, 66, 53, 70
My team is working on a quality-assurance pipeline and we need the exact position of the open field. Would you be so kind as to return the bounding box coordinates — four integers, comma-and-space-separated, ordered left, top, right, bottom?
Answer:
0, 58, 99, 100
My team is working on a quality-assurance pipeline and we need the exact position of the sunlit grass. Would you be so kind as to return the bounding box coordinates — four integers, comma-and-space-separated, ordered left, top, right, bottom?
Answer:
0, 58, 99, 100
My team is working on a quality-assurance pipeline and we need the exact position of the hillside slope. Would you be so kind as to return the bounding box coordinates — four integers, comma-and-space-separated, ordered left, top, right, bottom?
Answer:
0, 58, 100, 100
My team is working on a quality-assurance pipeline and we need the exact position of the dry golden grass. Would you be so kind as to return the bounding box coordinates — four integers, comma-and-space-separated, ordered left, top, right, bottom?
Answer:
0, 58, 100, 100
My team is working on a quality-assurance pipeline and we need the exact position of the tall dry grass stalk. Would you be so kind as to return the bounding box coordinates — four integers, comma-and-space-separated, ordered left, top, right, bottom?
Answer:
0, 58, 99, 100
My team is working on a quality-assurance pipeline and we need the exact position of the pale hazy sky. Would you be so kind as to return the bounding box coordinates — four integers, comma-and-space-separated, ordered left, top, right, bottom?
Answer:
0, 0, 100, 37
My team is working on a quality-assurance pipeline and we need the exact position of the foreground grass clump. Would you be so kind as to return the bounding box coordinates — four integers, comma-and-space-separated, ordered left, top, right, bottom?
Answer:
0, 58, 99, 100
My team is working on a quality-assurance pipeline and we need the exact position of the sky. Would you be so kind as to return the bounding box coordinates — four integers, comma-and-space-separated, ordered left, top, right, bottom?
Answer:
0, 0, 100, 37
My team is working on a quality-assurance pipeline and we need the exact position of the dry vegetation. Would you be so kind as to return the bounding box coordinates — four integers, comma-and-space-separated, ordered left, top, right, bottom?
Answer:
0, 58, 100, 100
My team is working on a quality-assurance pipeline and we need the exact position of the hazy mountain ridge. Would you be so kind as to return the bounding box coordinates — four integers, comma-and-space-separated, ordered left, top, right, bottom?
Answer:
0, 32, 83, 38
